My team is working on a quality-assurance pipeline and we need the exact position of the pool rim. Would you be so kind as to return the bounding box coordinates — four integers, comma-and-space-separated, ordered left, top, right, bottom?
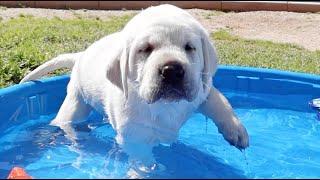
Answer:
0, 65, 319, 96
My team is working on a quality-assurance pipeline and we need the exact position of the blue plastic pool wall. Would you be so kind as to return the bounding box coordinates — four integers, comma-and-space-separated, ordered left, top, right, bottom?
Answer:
0, 65, 320, 129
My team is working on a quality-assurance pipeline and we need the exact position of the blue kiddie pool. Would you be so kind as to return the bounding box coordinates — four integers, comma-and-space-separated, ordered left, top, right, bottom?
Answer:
0, 65, 320, 178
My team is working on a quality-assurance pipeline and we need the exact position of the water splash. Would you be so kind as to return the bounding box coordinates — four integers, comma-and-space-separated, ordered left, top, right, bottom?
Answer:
102, 142, 126, 178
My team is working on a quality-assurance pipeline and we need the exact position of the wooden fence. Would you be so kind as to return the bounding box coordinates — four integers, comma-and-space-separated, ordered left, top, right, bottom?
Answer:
0, 1, 319, 12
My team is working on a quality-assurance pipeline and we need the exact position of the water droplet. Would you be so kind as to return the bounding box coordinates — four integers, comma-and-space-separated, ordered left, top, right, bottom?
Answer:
242, 149, 249, 166
205, 116, 208, 134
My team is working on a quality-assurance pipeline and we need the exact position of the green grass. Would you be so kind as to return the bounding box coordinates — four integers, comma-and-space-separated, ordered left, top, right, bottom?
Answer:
212, 30, 320, 75
18, 13, 34, 18
0, 16, 319, 88
0, 6, 7, 10
0, 15, 132, 88
203, 11, 225, 19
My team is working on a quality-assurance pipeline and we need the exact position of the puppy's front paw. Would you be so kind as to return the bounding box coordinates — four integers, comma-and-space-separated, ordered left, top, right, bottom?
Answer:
219, 123, 249, 150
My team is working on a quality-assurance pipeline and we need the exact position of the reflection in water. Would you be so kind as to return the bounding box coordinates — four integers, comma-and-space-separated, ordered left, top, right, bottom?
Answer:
3, 104, 318, 178
0, 112, 246, 178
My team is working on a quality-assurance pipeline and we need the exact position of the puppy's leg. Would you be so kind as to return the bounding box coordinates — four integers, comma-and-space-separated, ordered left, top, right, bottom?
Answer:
199, 87, 249, 149
50, 83, 92, 141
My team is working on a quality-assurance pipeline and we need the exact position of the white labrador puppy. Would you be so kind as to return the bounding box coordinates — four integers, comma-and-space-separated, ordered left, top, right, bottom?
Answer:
21, 4, 249, 166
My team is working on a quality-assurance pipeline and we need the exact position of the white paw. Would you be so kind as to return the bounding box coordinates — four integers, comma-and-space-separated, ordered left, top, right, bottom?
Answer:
219, 123, 249, 150
50, 119, 78, 142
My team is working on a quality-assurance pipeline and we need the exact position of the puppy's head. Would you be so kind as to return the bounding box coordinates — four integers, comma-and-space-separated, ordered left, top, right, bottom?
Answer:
107, 4, 218, 104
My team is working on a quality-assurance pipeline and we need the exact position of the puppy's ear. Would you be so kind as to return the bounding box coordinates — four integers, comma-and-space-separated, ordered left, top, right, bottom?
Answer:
106, 45, 129, 99
201, 34, 218, 93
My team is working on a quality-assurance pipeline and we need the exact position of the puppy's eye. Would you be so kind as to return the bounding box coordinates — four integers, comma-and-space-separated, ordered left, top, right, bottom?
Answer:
185, 44, 195, 52
139, 44, 154, 54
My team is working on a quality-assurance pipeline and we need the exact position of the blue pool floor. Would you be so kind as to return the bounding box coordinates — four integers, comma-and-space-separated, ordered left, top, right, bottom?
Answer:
0, 92, 320, 178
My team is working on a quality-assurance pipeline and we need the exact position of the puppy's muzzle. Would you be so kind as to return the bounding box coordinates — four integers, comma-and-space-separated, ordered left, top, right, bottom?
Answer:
158, 61, 187, 101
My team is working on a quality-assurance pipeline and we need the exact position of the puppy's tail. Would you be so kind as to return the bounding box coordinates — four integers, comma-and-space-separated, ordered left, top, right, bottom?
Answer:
20, 52, 83, 83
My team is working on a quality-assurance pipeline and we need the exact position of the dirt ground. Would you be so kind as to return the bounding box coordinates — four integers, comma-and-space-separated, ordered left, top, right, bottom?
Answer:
1, 7, 320, 51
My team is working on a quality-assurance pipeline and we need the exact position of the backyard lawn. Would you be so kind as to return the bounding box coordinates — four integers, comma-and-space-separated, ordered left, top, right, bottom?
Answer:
0, 15, 319, 88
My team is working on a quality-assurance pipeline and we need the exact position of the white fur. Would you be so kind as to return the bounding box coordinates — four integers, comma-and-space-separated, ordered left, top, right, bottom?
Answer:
20, 4, 249, 167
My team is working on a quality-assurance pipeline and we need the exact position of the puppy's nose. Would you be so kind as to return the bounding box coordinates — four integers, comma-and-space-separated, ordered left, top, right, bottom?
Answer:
160, 62, 185, 84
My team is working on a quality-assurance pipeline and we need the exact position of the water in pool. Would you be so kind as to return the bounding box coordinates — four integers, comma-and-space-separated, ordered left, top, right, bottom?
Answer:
0, 91, 319, 178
